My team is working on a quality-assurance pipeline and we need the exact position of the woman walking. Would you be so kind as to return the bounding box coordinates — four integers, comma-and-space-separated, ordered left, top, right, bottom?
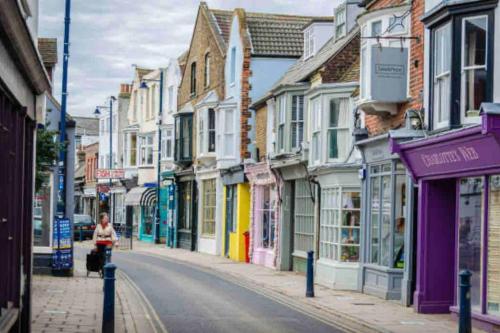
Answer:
92, 212, 117, 266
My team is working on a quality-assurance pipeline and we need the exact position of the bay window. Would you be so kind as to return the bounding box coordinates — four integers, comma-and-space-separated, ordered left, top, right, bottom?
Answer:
201, 179, 216, 236
328, 98, 349, 160
139, 135, 153, 166
368, 162, 407, 268
291, 95, 304, 150
320, 187, 360, 262
311, 97, 321, 164
427, 8, 493, 129
433, 23, 452, 128
174, 113, 193, 164
277, 95, 286, 152
198, 108, 216, 155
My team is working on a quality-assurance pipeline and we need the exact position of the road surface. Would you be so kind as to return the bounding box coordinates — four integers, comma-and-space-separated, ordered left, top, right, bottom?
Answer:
77, 248, 345, 333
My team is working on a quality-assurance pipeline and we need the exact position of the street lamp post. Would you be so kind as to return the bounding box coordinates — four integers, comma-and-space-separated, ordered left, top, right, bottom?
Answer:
140, 70, 164, 244
94, 96, 117, 220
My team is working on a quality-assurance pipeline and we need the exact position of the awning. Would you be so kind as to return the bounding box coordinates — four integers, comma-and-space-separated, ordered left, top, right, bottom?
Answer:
141, 187, 157, 206
125, 186, 157, 206
125, 187, 148, 206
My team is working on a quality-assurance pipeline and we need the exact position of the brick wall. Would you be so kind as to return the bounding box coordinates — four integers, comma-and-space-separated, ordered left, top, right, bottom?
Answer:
364, 0, 424, 135
322, 34, 361, 83
240, 45, 252, 160
177, 8, 226, 109
255, 103, 267, 161
84, 143, 99, 183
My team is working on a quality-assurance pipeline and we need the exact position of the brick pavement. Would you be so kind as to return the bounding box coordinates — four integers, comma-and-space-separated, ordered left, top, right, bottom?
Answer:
31, 249, 161, 333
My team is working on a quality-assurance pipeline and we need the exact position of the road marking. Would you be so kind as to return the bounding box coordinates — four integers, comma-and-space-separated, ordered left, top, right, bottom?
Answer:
117, 269, 168, 333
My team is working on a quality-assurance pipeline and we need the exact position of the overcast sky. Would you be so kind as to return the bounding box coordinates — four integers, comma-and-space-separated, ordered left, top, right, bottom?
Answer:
39, 0, 338, 117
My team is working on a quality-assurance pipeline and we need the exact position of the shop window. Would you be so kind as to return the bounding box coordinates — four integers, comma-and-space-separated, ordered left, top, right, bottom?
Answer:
226, 185, 237, 233
260, 186, 276, 249
458, 177, 483, 311
294, 180, 315, 255
178, 181, 192, 230
488, 176, 500, 315
201, 179, 216, 236
368, 162, 407, 268
142, 206, 155, 236
429, 12, 493, 129
291, 95, 304, 150
320, 187, 361, 262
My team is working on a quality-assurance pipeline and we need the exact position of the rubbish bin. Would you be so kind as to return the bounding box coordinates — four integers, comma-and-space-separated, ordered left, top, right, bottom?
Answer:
243, 231, 250, 263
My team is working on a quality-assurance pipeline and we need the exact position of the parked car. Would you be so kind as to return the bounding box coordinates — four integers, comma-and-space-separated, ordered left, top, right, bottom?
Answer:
73, 214, 96, 240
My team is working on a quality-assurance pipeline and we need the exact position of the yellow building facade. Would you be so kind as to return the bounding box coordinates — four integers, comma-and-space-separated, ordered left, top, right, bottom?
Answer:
222, 183, 250, 262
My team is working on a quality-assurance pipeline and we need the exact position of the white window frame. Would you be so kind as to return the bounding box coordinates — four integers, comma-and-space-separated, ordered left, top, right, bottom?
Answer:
222, 109, 235, 158
168, 86, 174, 113
230, 47, 236, 85
277, 95, 286, 153
304, 28, 315, 59
327, 98, 350, 162
335, 6, 346, 39
201, 179, 216, 237
291, 95, 304, 151
204, 53, 211, 88
311, 97, 321, 164
259, 185, 276, 249
139, 134, 154, 166
293, 180, 315, 255
460, 15, 488, 125
161, 127, 173, 161
320, 187, 361, 262
433, 22, 452, 129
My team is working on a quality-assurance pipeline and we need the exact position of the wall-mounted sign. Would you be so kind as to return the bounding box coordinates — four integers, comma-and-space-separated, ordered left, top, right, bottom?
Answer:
96, 169, 125, 179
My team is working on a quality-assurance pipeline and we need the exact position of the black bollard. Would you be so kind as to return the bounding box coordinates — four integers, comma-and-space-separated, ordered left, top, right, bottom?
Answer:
102, 263, 117, 333
306, 250, 315, 297
459, 270, 472, 333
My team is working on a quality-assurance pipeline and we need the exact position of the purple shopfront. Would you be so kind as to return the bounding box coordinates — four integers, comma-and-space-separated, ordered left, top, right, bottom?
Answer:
391, 105, 500, 331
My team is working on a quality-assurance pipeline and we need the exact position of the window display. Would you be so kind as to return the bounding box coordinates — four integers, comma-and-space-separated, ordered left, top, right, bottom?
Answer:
488, 175, 500, 315
458, 177, 483, 311
368, 162, 407, 268
320, 187, 360, 262
202, 179, 216, 236
260, 186, 276, 249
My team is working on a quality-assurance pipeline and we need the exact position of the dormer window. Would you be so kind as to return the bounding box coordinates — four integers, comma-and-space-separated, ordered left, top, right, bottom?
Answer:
304, 28, 315, 59
335, 6, 347, 39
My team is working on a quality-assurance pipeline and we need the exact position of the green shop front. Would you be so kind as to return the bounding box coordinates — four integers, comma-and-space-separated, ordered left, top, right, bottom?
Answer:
124, 185, 157, 243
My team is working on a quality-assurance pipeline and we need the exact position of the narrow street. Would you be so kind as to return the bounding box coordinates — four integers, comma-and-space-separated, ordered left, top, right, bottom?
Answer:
75, 248, 342, 333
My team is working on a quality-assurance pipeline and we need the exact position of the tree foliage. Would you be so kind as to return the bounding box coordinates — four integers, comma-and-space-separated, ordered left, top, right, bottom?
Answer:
35, 127, 63, 192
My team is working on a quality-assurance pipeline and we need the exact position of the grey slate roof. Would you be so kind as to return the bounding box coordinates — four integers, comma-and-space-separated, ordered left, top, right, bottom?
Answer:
73, 116, 99, 137
271, 26, 360, 89
246, 13, 332, 57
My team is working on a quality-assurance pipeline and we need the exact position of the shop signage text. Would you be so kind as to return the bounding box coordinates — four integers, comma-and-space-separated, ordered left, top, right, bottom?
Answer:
420, 146, 479, 168
96, 169, 125, 179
